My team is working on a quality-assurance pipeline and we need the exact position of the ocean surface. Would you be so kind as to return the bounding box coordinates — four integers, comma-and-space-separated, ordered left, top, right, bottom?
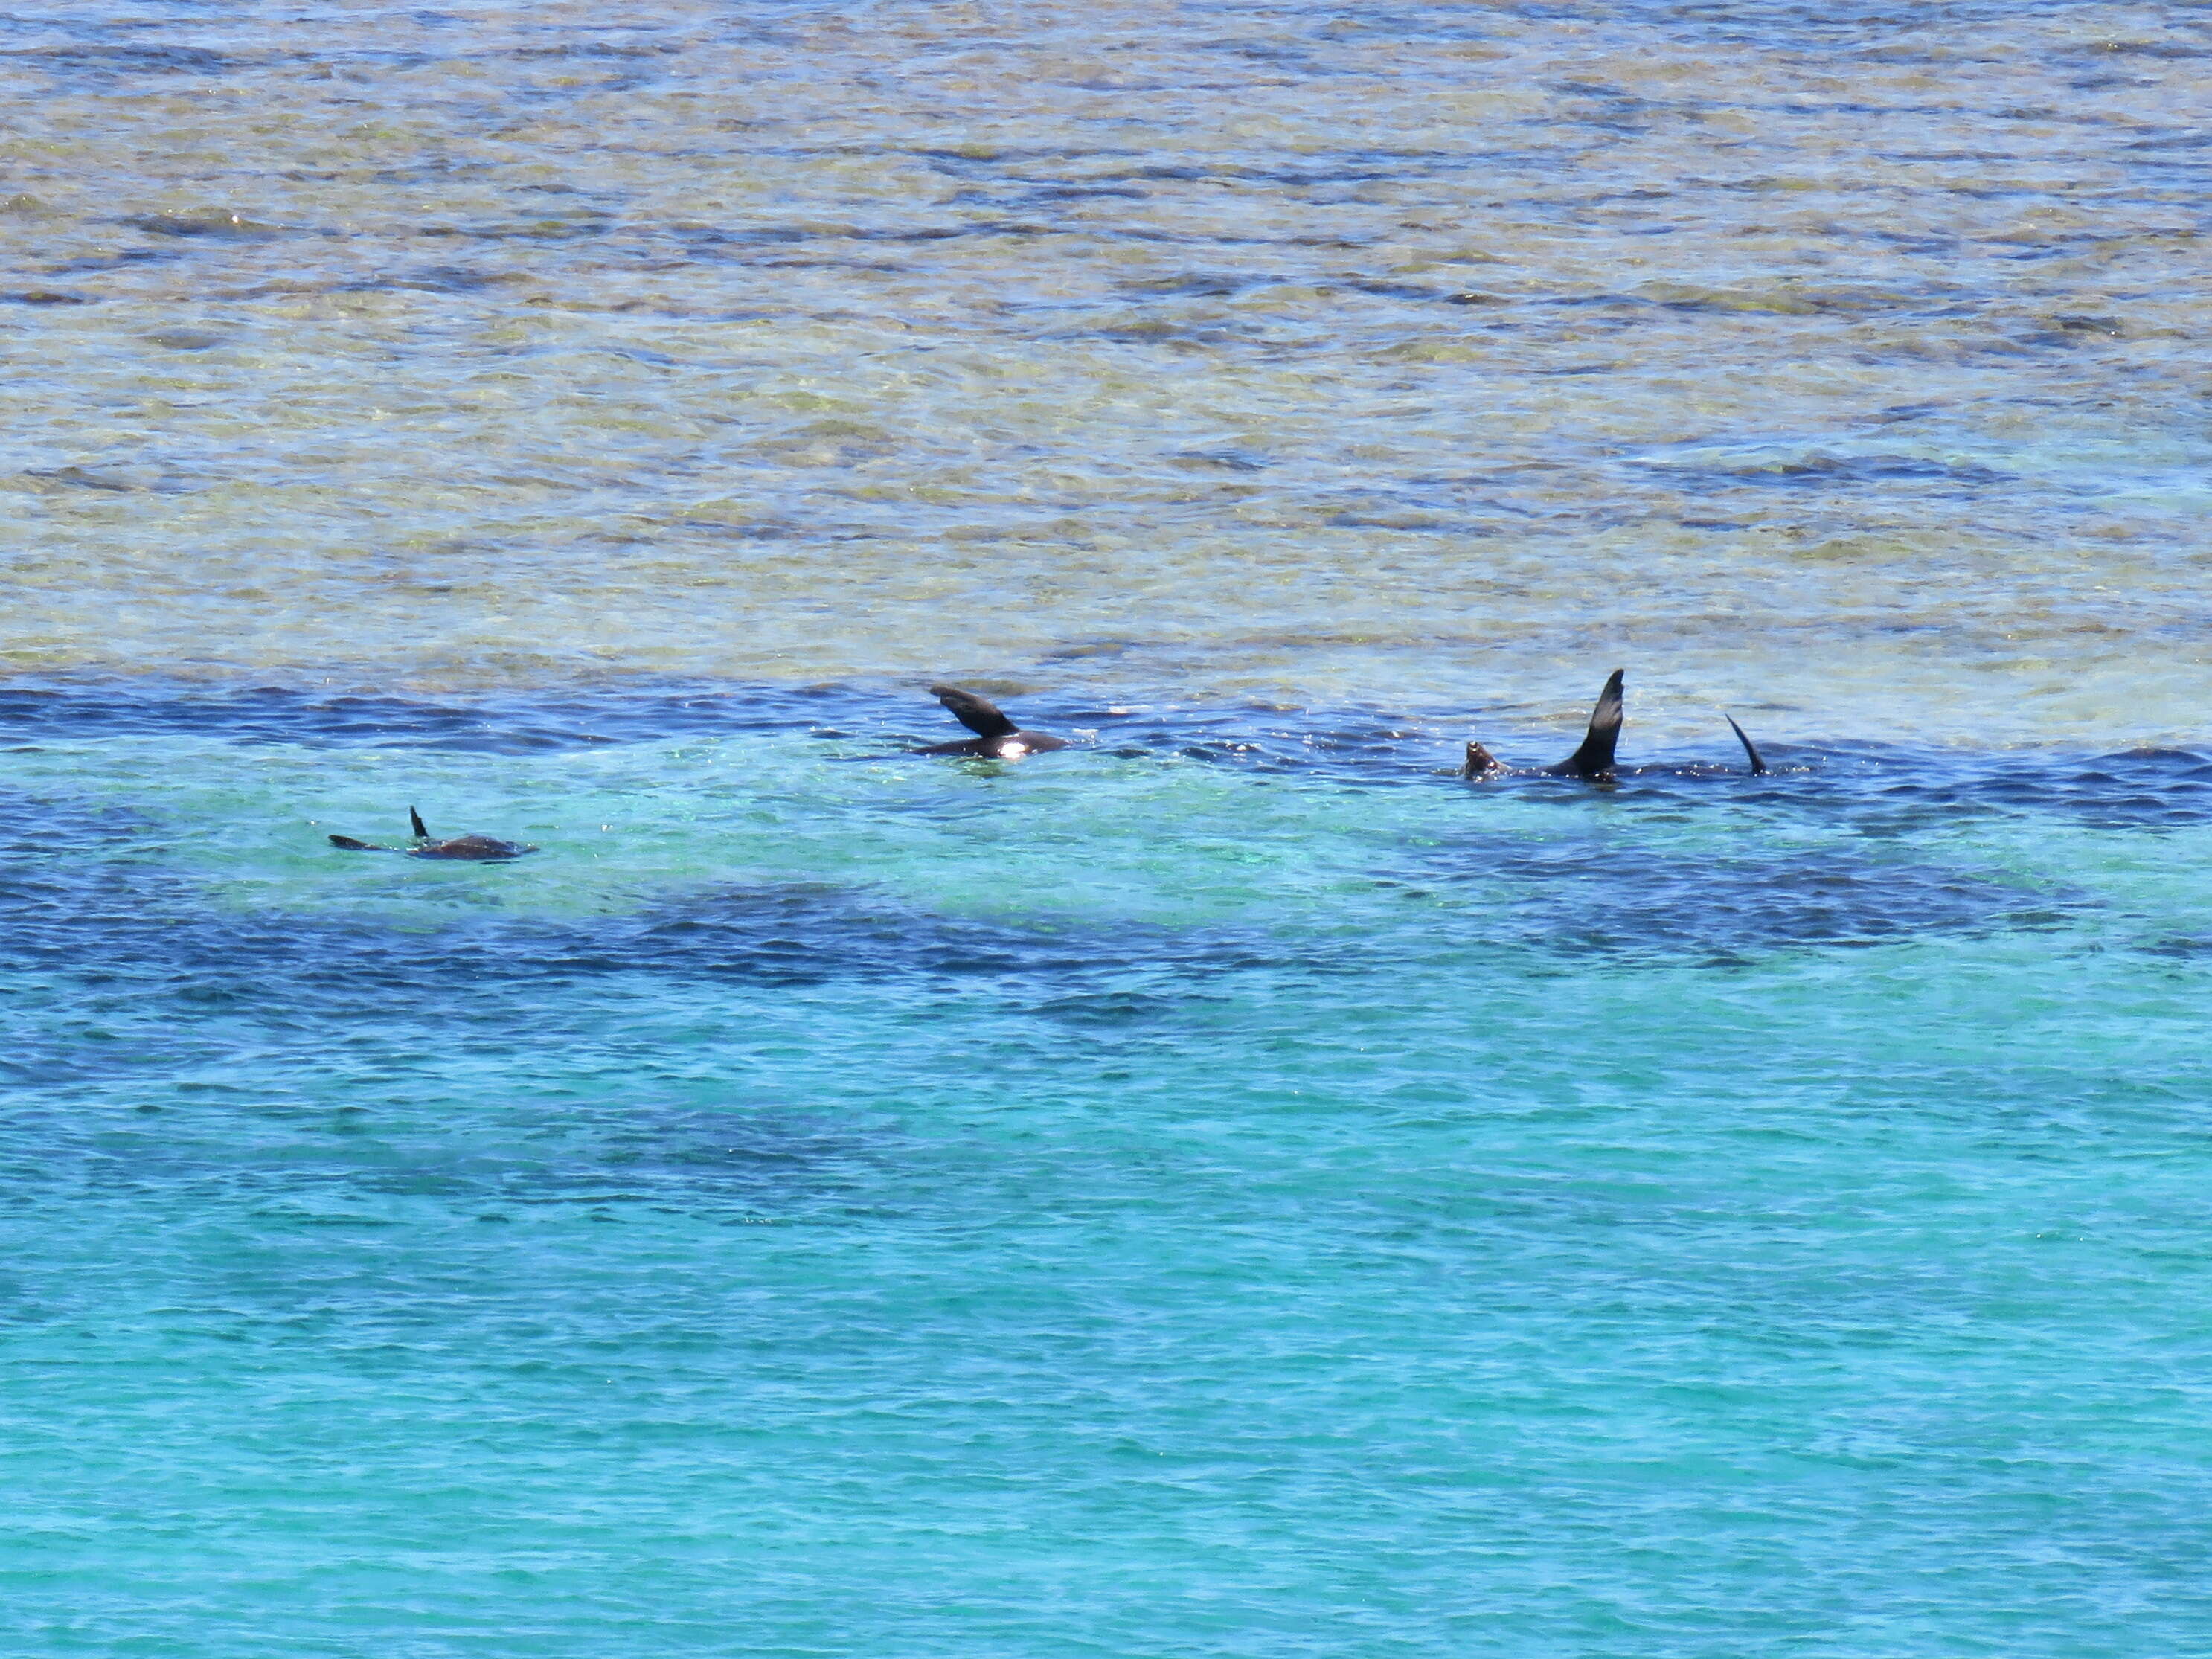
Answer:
4, 3, 2211, 1655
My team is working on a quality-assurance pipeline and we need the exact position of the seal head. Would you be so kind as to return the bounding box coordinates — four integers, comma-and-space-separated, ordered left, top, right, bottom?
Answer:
1461, 740, 1501, 778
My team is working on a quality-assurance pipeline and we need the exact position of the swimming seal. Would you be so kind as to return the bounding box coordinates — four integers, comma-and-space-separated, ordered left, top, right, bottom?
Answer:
329, 806, 537, 861
916, 685, 1070, 758
1461, 671, 1772, 780
1463, 669, 1626, 780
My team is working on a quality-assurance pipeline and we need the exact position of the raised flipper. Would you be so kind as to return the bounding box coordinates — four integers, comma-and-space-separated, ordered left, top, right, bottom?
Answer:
1725, 715, 1768, 776
1547, 669, 1624, 780
928, 684, 1019, 741
408, 806, 430, 842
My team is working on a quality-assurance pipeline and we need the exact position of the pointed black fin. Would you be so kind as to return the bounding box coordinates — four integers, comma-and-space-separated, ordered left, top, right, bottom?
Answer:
1725, 714, 1768, 776
929, 684, 1019, 740
1549, 669, 1624, 778
408, 806, 429, 841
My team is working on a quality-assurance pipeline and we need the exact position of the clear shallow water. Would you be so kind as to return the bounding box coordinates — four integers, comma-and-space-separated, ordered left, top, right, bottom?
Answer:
4, 3, 2212, 1655
1, 0, 2209, 737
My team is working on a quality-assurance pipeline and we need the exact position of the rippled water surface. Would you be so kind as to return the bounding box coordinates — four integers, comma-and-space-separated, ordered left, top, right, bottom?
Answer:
4, 0, 2211, 737
4, 4, 2212, 1656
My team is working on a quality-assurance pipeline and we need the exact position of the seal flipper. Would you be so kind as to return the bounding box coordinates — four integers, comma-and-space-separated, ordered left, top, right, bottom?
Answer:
1548, 669, 1625, 779
929, 684, 1019, 741
329, 835, 388, 851
1725, 714, 1769, 776
408, 806, 430, 842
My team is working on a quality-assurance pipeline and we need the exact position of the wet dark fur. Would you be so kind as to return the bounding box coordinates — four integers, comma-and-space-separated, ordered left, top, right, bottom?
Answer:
916, 684, 1070, 758
329, 806, 536, 861
1727, 715, 1769, 775
1461, 670, 1626, 780
1461, 671, 1769, 781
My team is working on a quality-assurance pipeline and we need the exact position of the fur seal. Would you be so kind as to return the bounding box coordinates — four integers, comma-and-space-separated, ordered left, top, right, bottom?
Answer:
916, 685, 1070, 758
1461, 672, 1772, 780
329, 806, 536, 861
1463, 669, 1626, 780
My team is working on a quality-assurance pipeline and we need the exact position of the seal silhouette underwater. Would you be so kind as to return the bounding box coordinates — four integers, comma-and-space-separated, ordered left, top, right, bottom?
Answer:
1461, 670, 1769, 780
915, 684, 1070, 758
329, 806, 537, 861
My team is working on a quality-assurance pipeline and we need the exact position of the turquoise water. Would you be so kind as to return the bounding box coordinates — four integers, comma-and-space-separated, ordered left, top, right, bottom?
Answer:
9, 688, 2212, 1654
7, 1, 2212, 1654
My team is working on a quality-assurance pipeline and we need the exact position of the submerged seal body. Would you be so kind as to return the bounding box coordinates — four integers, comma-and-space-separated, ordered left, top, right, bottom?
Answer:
1461, 670, 1768, 781
407, 832, 534, 861
330, 806, 536, 861
915, 684, 1070, 759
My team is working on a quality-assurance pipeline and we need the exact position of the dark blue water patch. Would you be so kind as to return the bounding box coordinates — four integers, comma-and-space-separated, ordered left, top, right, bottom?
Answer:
1395, 834, 2083, 966
118, 213, 287, 241
1789, 743, 2212, 833
0, 865, 1274, 1135
661, 216, 1075, 256
0, 678, 920, 754
1505, 745, 2212, 836
17, 465, 141, 494
1121, 270, 1289, 298
677, 225, 816, 251
4, 44, 247, 80
0, 835, 2094, 1127
1116, 713, 2212, 833
0, 673, 2198, 838
1021, 184, 1153, 204
0, 1029, 902, 1224
0, 801, 1257, 1016
1631, 452, 2013, 488
0, 763, 2104, 1096
42, 246, 182, 276
386, 1101, 898, 1220
0, 782, 155, 855
426, 214, 616, 243
335, 264, 532, 295
1641, 0, 2097, 48
1165, 448, 1270, 473
8, 679, 2212, 829
2123, 131, 2212, 154
1059, 317, 1270, 348
0, 1081, 900, 1218
2062, 37, 2212, 62
505, 39, 686, 62
0, 742, 2136, 1014
1300, 9, 1503, 44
